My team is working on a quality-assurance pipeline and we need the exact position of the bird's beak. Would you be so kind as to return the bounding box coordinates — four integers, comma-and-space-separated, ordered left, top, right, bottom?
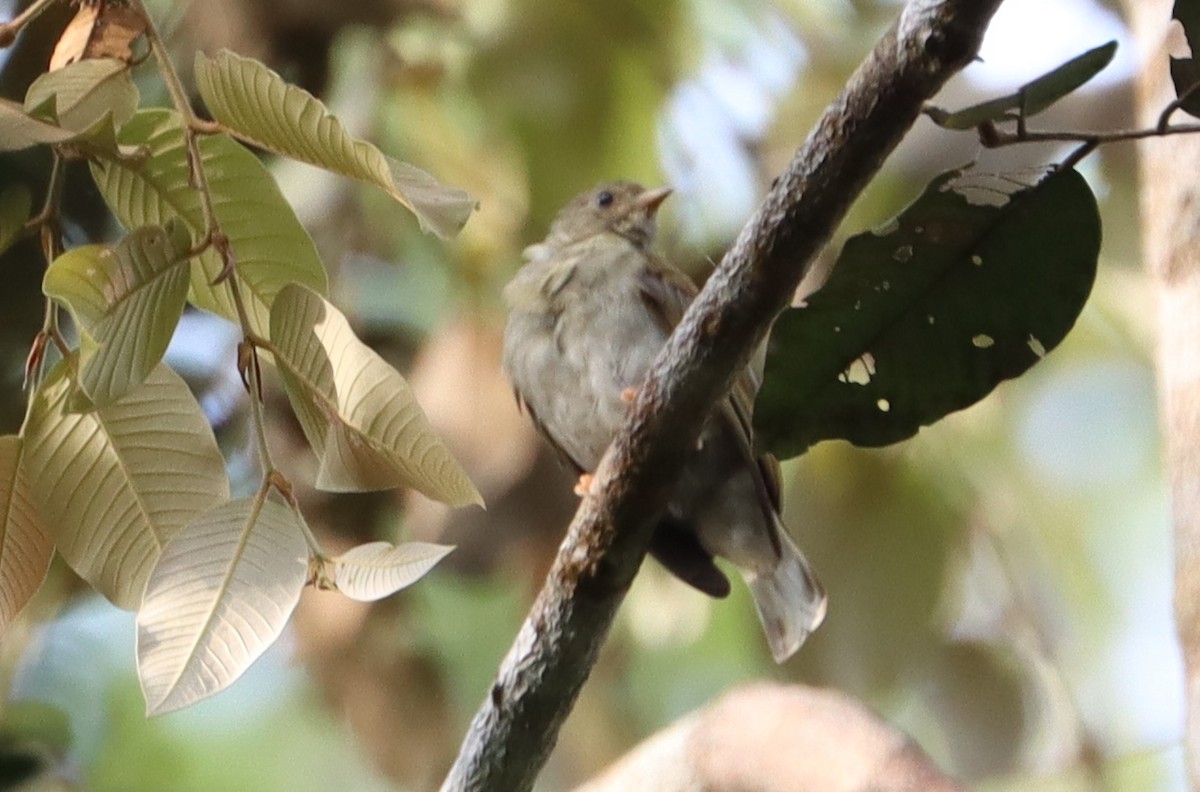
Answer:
635, 186, 673, 215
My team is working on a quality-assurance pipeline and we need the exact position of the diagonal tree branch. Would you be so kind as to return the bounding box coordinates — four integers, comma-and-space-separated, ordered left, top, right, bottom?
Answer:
440, 2, 1005, 790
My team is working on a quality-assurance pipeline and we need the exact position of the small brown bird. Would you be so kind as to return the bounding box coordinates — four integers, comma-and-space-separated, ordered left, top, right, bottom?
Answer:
502, 181, 826, 661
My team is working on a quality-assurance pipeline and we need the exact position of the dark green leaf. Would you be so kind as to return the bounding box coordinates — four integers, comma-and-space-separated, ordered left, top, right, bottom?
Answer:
1170, 0, 1200, 121
1175, 0, 1200, 51
925, 41, 1116, 129
755, 166, 1101, 459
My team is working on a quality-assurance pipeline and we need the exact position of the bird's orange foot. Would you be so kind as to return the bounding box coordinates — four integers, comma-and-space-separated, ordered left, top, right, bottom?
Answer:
573, 473, 595, 497
620, 387, 638, 404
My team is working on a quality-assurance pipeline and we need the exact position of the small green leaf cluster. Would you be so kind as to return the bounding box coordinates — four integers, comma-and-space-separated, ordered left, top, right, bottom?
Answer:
0, 41, 480, 716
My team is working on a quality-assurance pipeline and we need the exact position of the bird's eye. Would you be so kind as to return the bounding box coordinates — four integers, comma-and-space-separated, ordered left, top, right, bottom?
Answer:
596, 190, 614, 208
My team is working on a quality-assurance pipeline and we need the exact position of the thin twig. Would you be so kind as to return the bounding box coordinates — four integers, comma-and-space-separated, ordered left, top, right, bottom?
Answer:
985, 121, 1200, 147
438, 2, 1006, 790
0, 0, 59, 47
1158, 78, 1200, 132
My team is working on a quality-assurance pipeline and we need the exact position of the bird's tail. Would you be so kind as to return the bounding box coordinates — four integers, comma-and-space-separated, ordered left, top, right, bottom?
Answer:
744, 525, 826, 663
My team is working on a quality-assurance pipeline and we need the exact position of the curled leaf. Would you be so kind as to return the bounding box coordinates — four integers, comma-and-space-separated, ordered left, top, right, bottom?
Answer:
331, 541, 453, 601
194, 49, 476, 238
43, 223, 192, 406
270, 284, 482, 506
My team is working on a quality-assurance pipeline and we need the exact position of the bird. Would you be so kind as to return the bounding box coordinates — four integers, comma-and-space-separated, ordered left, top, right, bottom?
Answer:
501, 181, 826, 662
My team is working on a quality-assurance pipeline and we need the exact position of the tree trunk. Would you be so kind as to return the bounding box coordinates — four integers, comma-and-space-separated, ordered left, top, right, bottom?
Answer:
1126, 1, 1200, 785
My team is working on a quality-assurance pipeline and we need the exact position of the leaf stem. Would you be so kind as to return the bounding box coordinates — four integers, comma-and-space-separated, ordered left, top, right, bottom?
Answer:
1158, 79, 1200, 132
20, 153, 68, 434
132, 1, 293, 498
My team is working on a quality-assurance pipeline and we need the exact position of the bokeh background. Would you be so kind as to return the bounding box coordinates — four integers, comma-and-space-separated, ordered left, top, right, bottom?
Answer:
0, 0, 1181, 789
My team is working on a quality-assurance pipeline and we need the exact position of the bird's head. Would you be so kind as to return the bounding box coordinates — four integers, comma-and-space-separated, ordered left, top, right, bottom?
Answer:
544, 181, 672, 251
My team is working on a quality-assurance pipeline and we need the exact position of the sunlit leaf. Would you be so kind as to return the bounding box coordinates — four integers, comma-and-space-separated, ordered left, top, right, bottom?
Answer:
0, 184, 32, 256
24, 58, 138, 132
194, 49, 476, 238
925, 41, 1116, 129
755, 166, 1101, 459
43, 223, 192, 406
0, 436, 53, 635
137, 497, 306, 716
331, 541, 453, 601
23, 363, 230, 609
270, 284, 482, 506
90, 109, 327, 337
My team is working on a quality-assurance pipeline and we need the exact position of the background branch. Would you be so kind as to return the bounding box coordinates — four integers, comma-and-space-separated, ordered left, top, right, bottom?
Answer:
439, 2, 1005, 790
1125, 0, 1200, 784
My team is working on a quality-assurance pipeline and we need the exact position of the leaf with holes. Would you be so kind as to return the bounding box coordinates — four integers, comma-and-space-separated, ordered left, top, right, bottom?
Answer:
23, 363, 229, 609
44, 223, 191, 406
755, 166, 1101, 459
24, 58, 138, 132
194, 49, 476, 239
270, 284, 482, 505
331, 541, 453, 601
0, 436, 53, 635
926, 41, 1116, 129
90, 109, 327, 337
137, 498, 305, 716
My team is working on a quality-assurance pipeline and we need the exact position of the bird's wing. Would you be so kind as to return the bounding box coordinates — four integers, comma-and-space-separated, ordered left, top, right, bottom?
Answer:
512, 388, 587, 476
637, 258, 784, 543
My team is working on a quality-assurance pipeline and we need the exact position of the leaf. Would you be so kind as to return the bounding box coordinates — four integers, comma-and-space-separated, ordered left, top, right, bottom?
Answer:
331, 541, 453, 601
24, 58, 139, 132
23, 363, 230, 608
755, 166, 1101, 459
194, 49, 476, 239
90, 109, 327, 337
1170, 58, 1200, 118
270, 283, 482, 506
136, 497, 306, 716
0, 96, 85, 151
43, 223, 192, 407
49, 0, 147, 70
1176, 0, 1200, 53
925, 41, 1116, 129
0, 436, 53, 635
0, 184, 32, 256
1171, 1, 1200, 119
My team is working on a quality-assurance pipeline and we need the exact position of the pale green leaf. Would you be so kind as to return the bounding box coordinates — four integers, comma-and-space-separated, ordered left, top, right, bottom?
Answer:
0, 184, 32, 256
194, 49, 476, 239
90, 109, 327, 337
331, 541, 453, 601
43, 224, 192, 406
24, 58, 139, 132
0, 96, 80, 151
137, 498, 306, 716
270, 283, 482, 506
23, 363, 230, 609
0, 436, 53, 634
